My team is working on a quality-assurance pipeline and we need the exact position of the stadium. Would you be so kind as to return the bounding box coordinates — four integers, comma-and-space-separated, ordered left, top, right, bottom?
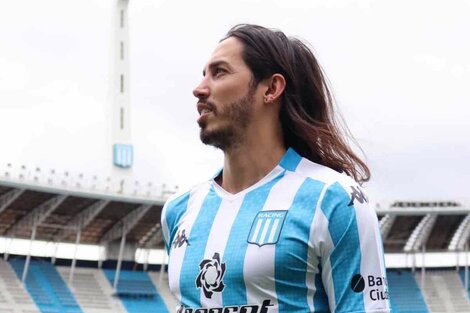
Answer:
1, 0, 469, 312
2, 169, 470, 313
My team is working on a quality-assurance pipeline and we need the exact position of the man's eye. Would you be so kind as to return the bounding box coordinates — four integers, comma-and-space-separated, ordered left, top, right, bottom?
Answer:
214, 68, 226, 76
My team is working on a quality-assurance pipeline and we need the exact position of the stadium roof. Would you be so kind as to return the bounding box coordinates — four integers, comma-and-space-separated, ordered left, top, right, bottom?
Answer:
2, 167, 470, 257
0, 177, 167, 249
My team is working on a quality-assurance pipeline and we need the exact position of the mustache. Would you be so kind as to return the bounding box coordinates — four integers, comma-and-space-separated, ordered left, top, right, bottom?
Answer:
198, 100, 217, 113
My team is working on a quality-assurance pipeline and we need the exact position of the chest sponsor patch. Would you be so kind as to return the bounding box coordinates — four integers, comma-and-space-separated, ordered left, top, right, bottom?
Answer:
247, 210, 288, 246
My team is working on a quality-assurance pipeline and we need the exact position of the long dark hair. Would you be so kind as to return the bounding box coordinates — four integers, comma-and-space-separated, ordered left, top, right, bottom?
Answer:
225, 24, 370, 183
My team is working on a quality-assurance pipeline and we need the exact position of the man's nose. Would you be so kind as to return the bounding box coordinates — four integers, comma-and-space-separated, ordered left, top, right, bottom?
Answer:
193, 80, 210, 99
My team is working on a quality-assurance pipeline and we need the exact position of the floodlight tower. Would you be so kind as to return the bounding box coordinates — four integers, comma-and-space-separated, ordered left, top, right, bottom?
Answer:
110, 0, 133, 191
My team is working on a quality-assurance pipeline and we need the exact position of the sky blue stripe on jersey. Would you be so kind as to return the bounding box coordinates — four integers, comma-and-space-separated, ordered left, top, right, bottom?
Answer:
163, 191, 191, 253
279, 148, 302, 172
275, 178, 324, 312
321, 182, 364, 312
179, 186, 222, 308
313, 261, 330, 312
222, 172, 285, 306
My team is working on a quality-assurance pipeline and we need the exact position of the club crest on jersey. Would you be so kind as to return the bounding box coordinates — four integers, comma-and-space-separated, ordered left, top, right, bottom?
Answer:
247, 210, 288, 246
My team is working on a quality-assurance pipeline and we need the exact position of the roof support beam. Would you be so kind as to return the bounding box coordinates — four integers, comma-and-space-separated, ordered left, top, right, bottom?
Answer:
6, 194, 67, 236
100, 204, 152, 244
448, 213, 470, 251
138, 222, 161, 248
0, 188, 24, 214
404, 214, 437, 252
53, 200, 109, 242
139, 225, 163, 249
379, 214, 396, 240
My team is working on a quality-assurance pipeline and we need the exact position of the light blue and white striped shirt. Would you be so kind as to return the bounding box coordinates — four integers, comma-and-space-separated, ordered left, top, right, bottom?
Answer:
162, 148, 390, 313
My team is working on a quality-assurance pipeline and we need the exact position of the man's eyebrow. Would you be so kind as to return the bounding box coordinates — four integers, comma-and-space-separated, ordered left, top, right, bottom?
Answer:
202, 60, 231, 76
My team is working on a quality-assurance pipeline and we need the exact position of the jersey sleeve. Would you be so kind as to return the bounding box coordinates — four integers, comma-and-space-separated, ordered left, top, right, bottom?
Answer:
318, 181, 391, 313
161, 201, 172, 255
161, 191, 191, 255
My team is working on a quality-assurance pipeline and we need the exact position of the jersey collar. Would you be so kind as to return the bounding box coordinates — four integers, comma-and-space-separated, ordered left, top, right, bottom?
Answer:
210, 147, 302, 199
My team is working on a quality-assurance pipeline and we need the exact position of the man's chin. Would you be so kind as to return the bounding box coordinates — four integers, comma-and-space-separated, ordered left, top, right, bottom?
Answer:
199, 128, 232, 150
199, 129, 216, 146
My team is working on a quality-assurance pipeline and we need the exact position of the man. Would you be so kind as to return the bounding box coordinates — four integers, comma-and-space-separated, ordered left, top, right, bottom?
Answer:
162, 24, 390, 313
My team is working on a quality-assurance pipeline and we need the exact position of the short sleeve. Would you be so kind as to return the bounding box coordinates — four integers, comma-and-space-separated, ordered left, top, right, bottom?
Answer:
319, 182, 391, 313
160, 191, 191, 255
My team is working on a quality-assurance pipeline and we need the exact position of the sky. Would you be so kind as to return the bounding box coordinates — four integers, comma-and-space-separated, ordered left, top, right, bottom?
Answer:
0, 0, 469, 204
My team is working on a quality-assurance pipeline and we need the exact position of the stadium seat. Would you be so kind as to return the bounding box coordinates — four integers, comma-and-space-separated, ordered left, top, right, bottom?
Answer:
9, 259, 83, 313
103, 269, 169, 313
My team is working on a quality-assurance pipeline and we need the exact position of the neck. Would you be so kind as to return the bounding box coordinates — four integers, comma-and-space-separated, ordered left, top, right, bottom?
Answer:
217, 125, 285, 194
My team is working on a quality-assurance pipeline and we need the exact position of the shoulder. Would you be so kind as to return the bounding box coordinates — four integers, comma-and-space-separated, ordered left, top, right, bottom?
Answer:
293, 157, 370, 212
162, 181, 212, 222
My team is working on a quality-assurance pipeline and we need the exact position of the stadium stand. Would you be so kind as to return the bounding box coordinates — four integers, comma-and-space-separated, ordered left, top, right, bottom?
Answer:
427, 215, 466, 250
103, 269, 169, 313
387, 269, 428, 313
417, 270, 470, 312
57, 266, 127, 313
9, 258, 82, 313
0, 259, 40, 313
383, 215, 423, 252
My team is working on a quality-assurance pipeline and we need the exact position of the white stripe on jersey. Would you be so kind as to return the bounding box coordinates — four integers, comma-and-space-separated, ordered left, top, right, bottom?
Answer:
296, 158, 339, 185
243, 170, 305, 313
169, 182, 211, 304
200, 195, 245, 308
310, 198, 336, 311
161, 207, 171, 252
306, 184, 334, 312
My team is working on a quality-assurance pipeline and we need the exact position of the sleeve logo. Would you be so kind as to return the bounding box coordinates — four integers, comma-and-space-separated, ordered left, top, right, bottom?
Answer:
196, 252, 226, 298
350, 273, 389, 301
173, 229, 190, 249
348, 186, 368, 206
247, 210, 288, 246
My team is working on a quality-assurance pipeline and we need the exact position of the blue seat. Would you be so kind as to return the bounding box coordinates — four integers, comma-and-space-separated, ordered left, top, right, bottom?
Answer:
103, 269, 169, 313
387, 269, 429, 313
9, 259, 83, 313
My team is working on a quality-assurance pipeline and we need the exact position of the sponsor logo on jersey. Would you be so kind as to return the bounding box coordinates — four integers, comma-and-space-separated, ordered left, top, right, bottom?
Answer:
177, 299, 274, 313
348, 186, 368, 206
350, 274, 389, 301
247, 210, 288, 246
196, 252, 226, 298
173, 229, 190, 249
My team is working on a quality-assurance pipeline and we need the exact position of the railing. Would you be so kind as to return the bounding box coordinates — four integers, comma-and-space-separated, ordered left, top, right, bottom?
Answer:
0, 163, 178, 200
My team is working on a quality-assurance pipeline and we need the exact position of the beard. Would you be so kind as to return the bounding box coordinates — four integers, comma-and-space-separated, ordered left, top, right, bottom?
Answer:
198, 87, 255, 151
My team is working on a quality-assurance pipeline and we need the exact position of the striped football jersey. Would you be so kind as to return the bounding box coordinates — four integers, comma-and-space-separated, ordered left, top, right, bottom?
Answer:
161, 148, 391, 313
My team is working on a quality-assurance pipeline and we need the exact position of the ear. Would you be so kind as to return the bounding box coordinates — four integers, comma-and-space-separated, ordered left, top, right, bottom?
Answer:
263, 73, 286, 104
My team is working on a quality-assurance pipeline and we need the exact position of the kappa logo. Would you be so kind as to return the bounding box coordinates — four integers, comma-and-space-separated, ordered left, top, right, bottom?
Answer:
247, 210, 288, 246
173, 229, 190, 249
348, 186, 368, 207
196, 253, 226, 298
